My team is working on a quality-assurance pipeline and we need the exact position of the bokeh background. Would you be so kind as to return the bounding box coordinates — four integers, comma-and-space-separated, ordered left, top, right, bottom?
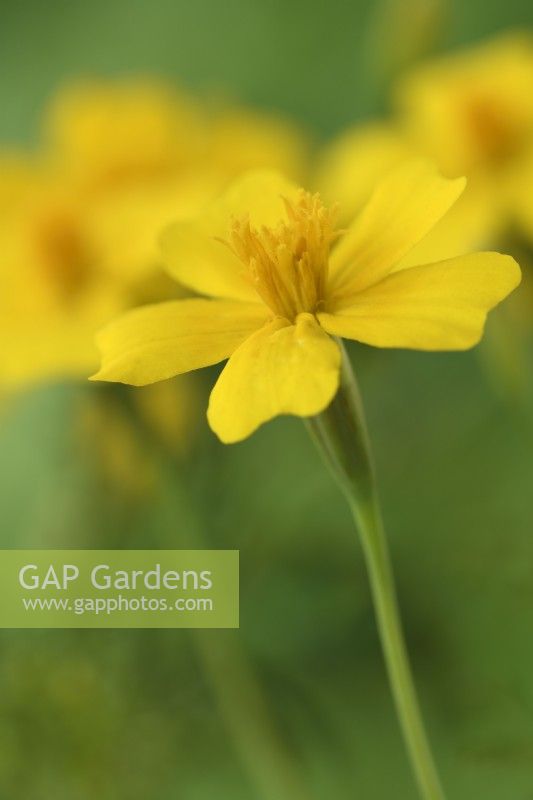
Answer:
1, 1, 533, 798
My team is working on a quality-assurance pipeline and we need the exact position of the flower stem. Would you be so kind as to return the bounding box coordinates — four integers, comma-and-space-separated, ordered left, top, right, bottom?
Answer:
192, 629, 312, 800
306, 342, 446, 800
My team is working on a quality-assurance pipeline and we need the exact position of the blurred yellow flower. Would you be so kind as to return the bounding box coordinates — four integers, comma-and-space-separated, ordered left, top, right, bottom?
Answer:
0, 166, 124, 386
92, 163, 520, 443
395, 32, 533, 182
45, 79, 205, 191
2, 78, 309, 390
317, 34, 533, 262
46, 80, 308, 191
42, 80, 215, 290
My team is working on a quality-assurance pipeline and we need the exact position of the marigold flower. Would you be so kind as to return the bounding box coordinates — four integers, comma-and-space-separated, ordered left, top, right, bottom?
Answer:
91, 163, 520, 443
0, 167, 122, 385
395, 32, 533, 177
45, 79, 204, 190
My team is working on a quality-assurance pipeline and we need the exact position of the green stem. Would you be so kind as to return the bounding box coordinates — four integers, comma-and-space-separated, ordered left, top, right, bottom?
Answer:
306, 342, 446, 800
192, 629, 312, 800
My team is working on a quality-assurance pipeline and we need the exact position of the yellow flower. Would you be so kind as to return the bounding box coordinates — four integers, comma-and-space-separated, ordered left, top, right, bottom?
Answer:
0, 156, 201, 450
41, 79, 215, 289
0, 166, 123, 386
1, 81, 208, 387
91, 164, 520, 443
45, 80, 309, 193
395, 32, 533, 178
45, 79, 204, 191
0, 164, 208, 389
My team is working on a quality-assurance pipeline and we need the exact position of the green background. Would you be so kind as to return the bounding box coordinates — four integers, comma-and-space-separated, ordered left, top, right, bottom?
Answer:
1, 0, 533, 798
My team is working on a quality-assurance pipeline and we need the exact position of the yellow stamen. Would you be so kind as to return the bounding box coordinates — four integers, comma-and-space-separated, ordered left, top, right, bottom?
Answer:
226, 190, 339, 320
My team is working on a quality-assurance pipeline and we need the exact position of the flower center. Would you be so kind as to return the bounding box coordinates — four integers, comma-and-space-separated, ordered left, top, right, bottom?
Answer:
227, 190, 339, 321
463, 94, 524, 166
34, 209, 91, 299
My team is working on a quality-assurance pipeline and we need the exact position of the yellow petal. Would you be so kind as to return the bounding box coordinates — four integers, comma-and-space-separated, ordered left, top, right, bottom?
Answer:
328, 160, 466, 299
160, 169, 298, 302
87, 174, 220, 284
315, 123, 414, 225
207, 313, 341, 443
207, 168, 300, 230
160, 219, 256, 302
319, 252, 520, 351
0, 311, 100, 387
0, 269, 123, 387
394, 176, 500, 270
91, 299, 269, 385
